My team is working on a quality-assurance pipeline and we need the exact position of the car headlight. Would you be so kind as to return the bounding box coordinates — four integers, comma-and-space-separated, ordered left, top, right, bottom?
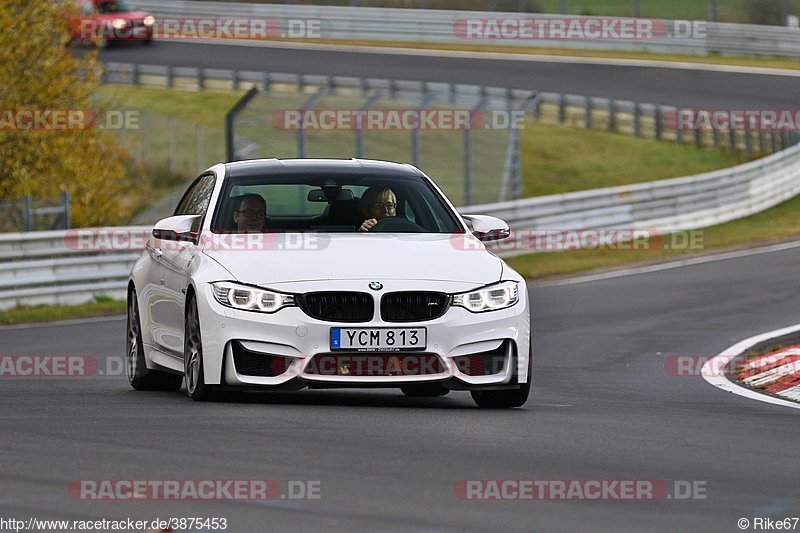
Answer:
112, 18, 127, 30
212, 282, 295, 313
452, 281, 519, 313
143, 16, 155, 26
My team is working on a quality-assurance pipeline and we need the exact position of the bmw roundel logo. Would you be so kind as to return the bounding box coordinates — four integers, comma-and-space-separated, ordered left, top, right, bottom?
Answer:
369, 281, 383, 291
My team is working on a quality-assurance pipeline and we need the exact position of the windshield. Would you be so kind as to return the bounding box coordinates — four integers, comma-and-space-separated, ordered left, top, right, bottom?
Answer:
95, 0, 132, 13
212, 173, 464, 234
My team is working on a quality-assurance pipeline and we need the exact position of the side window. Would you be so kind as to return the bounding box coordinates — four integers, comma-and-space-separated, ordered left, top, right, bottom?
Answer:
175, 174, 216, 220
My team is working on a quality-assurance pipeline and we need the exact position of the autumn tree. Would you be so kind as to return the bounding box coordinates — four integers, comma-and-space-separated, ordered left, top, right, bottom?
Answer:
0, 0, 132, 227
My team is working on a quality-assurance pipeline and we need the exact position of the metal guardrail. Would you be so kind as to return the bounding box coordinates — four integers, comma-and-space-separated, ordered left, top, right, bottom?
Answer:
0, 229, 149, 310
2, 141, 800, 309
132, 0, 800, 57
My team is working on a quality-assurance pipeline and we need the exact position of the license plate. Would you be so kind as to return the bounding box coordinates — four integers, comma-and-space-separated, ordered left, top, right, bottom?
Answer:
330, 327, 427, 352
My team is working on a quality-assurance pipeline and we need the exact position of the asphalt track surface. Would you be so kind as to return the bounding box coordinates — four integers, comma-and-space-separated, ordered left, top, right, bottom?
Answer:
1, 245, 799, 531
10, 41, 793, 530
99, 40, 800, 108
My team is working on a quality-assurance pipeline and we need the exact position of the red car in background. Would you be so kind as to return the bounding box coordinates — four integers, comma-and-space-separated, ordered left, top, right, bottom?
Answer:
69, 0, 155, 46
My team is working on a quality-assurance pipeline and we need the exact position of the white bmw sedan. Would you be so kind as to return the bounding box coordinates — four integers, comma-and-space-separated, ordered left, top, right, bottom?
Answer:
127, 159, 531, 408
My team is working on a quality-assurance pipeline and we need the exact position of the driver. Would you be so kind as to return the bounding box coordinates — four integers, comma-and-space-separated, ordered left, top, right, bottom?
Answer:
358, 187, 397, 232
233, 193, 267, 232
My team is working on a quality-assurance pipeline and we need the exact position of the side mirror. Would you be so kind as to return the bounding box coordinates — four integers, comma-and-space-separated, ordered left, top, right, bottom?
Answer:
152, 215, 202, 242
462, 215, 511, 242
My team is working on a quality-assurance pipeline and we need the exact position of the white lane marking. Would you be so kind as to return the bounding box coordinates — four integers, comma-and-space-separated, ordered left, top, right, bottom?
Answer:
0, 315, 125, 331
778, 385, 800, 401
535, 240, 800, 287
160, 38, 800, 77
702, 323, 800, 411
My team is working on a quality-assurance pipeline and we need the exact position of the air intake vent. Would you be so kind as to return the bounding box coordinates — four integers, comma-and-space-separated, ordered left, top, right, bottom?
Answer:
381, 292, 449, 322
300, 292, 374, 322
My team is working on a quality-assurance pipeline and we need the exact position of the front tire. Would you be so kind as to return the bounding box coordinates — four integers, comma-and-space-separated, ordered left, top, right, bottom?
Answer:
127, 290, 183, 391
470, 353, 531, 408
184, 296, 216, 401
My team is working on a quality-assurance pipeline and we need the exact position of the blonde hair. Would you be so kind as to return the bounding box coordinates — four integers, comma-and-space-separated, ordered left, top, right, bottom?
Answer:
359, 187, 396, 217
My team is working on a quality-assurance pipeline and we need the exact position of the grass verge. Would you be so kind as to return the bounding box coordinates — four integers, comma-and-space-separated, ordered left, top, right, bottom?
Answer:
506, 192, 800, 280
0, 296, 126, 326
96, 85, 746, 202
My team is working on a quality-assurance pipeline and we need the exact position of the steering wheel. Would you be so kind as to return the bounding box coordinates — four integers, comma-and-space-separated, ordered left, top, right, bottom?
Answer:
370, 216, 426, 233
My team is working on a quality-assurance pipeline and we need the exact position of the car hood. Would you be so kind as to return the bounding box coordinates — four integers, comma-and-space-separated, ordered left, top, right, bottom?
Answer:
202, 233, 501, 285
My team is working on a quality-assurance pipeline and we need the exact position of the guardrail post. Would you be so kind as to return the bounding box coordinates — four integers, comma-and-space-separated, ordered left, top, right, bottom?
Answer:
21, 195, 32, 232
712, 125, 719, 149
584, 97, 592, 129
608, 99, 616, 132
771, 130, 778, 153
60, 191, 71, 230
558, 93, 567, 124
728, 128, 736, 152
166, 65, 174, 89
655, 105, 663, 140
633, 102, 641, 137
168, 117, 177, 171
141, 110, 150, 161
744, 129, 752, 154
511, 125, 521, 200
197, 68, 205, 90
708, 0, 717, 22
533, 97, 542, 122
356, 89, 386, 159
695, 126, 702, 148
758, 130, 766, 153
196, 124, 204, 173
464, 125, 473, 206
231, 70, 240, 91
131, 63, 139, 86
262, 72, 271, 93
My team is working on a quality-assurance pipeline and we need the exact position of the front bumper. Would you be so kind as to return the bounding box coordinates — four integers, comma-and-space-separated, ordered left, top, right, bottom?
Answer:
194, 279, 530, 390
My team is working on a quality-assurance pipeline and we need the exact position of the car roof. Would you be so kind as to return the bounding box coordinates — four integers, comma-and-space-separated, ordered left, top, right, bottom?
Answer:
223, 158, 424, 180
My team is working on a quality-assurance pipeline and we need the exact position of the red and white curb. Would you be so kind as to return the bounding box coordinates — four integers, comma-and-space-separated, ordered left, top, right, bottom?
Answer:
738, 346, 800, 401
703, 324, 800, 411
